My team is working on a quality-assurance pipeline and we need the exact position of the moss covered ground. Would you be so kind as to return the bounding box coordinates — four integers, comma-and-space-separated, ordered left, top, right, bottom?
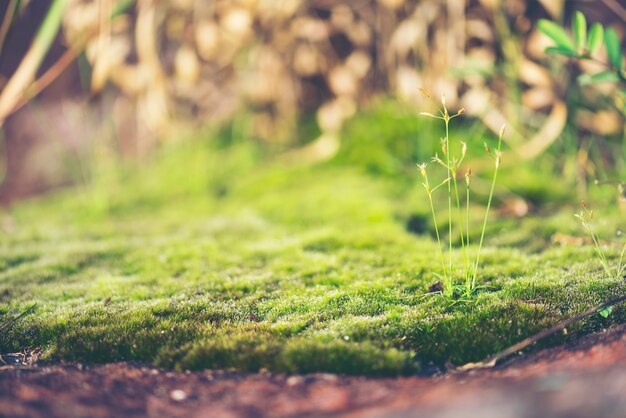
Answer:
0, 103, 625, 376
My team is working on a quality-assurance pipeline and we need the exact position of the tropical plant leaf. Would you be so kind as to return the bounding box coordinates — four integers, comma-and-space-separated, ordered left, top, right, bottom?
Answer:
587, 23, 604, 54
605, 28, 623, 71
578, 71, 620, 86
573, 11, 586, 52
545, 46, 577, 58
538, 19, 576, 54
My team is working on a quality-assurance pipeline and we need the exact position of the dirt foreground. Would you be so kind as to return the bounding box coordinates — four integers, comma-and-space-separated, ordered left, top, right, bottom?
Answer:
2, 324, 626, 418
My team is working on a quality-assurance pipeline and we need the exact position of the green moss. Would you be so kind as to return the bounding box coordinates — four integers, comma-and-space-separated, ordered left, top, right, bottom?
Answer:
0, 114, 625, 376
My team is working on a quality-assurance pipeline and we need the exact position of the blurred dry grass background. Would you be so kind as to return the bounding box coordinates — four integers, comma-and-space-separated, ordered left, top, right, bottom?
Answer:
0, 0, 624, 201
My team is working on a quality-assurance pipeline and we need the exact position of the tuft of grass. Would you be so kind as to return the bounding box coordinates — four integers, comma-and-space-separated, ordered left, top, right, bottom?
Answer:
575, 200, 626, 281
418, 90, 504, 298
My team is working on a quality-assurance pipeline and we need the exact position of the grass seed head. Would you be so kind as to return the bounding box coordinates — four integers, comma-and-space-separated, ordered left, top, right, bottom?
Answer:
417, 163, 428, 178
465, 168, 472, 185
432, 154, 446, 168
440, 94, 449, 119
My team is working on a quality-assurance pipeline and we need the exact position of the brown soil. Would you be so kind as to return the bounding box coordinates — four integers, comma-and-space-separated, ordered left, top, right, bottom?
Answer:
2, 324, 626, 418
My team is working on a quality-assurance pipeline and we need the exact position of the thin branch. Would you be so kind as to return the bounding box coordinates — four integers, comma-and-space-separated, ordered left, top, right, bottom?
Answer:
0, 304, 37, 334
14, 45, 82, 113
0, 0, 70, 126
455, 293, 626, 372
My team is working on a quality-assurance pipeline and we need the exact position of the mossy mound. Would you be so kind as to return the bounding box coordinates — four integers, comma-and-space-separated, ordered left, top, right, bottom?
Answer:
1, 116, 624, 376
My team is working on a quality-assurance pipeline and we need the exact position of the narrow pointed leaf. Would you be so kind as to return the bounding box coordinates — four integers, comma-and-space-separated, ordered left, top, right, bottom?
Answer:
545, 46, 577, 57
0, 0, 70, 123
605, 28, 623, 71
587, 23, 604, 54
573, 11, 586, 52
538, 19, 576, 54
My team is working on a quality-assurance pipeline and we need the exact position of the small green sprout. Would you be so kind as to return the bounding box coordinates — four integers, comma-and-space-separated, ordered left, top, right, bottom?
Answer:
598, 306, 613, 318
418, 89, 504, 299
575, 200, 626, 281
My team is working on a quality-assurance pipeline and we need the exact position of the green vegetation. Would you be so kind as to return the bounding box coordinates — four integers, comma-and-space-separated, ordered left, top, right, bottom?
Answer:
538, 11, 625, 190
539, 11, 625, 89
575, 201, 626, 282
418, 90, 504, 299
0, 104, 625, 376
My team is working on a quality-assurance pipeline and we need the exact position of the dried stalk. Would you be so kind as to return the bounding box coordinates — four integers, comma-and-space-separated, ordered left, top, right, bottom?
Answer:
456, 293, 626, 371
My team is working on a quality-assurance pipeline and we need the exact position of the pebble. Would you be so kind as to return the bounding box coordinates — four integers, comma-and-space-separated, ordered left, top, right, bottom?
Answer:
286, 376, 303, 386
170, 389, 187, 401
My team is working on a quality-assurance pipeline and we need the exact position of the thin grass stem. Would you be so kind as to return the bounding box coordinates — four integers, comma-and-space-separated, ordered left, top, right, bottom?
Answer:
471, 132, 503, 289
589, 231, 612, 278
466, 182, 471, 292
451, 171, 469, 285
426, 191, 449, 287
445, 120, 453, 283
617, 244, 626, 278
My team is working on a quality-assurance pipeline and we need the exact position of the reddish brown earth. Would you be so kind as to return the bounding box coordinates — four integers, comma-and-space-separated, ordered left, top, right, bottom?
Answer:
2, 324, 626, 418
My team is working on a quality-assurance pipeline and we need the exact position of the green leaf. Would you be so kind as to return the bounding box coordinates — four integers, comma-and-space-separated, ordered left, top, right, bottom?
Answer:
545, 46, 577, 57
605, 28, 623, 71
573, 11, 587, 52
598, 306, 613, 318
578, 71, 620, 85
538, 19, 576, 54
587, 23, 604, 54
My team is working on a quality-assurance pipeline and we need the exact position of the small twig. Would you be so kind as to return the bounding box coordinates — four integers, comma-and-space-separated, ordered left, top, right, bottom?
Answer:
0, 304, 37, 333
13, 45, 82, 113
455, 293, 626, 372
